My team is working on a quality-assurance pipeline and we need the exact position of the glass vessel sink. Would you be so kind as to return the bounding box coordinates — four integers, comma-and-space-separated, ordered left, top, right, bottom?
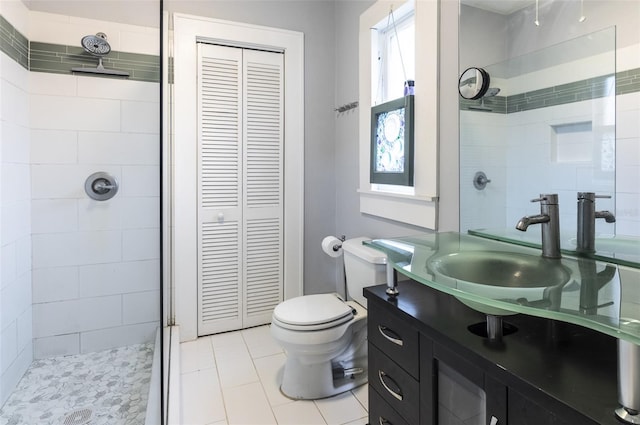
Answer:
428, 251, 573, 315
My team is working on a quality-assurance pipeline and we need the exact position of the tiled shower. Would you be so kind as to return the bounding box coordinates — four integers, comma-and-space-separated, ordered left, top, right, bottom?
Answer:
0, 1, 160, 422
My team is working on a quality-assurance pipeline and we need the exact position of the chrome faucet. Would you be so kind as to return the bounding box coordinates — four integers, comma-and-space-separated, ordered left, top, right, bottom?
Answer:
576, 192, 616, 254
516, 194, 561, 259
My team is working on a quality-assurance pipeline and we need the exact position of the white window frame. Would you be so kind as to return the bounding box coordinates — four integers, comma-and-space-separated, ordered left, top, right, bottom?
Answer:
359, 0, 439, 229
374, 10, 415, 105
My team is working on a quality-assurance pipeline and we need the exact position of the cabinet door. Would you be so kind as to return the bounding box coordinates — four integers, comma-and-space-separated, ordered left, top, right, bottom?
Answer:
434, 343, 497, 425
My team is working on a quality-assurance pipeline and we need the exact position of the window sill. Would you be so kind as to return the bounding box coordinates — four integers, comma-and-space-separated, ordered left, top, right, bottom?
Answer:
358, 189, 438, 229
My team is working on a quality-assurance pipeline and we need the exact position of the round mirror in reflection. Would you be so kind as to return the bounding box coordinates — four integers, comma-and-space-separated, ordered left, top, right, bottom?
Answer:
458, 67, 490, 100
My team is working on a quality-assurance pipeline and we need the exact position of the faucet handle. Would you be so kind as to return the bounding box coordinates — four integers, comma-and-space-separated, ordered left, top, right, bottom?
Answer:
530, 194, 558, 204
578, 192, 611, 201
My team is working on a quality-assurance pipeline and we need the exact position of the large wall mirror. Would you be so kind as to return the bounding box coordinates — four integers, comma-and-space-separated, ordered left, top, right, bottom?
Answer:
459, 0, 640, 262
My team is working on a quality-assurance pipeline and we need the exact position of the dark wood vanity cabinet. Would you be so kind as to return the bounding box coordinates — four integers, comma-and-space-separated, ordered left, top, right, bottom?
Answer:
365, 280, 620, 425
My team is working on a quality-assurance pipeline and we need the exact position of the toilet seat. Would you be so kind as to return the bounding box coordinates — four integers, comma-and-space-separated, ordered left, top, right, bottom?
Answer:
272, 294, 354, 331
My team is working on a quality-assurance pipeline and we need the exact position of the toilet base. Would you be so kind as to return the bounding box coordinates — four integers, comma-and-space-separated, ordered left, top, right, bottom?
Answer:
280, 355, 368, 400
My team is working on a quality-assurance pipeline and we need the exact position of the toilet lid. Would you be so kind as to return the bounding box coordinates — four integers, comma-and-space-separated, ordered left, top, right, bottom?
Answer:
273, 294, 353, 328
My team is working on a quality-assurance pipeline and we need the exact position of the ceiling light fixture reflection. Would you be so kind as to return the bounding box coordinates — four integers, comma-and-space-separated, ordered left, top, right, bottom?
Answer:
535, 0, 540, 26
579, 0, 586, 22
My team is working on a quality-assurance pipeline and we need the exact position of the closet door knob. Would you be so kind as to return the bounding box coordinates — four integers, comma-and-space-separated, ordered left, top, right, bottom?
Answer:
217, 213, 224, 222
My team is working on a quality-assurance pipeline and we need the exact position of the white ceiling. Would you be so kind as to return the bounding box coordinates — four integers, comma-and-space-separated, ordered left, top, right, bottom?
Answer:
461, 0, 535, 15
23, 0, 160, 28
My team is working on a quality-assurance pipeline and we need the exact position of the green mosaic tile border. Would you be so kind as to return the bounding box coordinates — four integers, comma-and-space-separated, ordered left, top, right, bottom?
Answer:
617, 68, 640, 96
461, 68, 640, 114
30, 42, 159, 82
0, 15, 29, 69
1, 14, 159, 82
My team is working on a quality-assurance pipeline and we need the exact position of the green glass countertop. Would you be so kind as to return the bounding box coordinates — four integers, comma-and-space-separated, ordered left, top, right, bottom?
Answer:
366, 232, 640, 345
468, 228, 640, 268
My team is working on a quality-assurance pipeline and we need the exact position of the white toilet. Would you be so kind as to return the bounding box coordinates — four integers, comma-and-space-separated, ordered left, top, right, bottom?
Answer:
270, 237, 387, 399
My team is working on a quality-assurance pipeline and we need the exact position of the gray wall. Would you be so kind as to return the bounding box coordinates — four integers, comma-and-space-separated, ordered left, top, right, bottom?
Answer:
167, 0, 338, 295
166, 0, 463, 296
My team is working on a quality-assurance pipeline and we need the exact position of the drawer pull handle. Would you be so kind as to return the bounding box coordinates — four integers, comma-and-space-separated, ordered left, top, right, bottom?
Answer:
379, 416, 392, 425
378, 325, 403, 346
378, 370, 403, 401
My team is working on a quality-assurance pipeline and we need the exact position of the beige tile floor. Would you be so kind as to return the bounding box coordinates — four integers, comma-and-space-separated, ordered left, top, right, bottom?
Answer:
180, 325, 369, 425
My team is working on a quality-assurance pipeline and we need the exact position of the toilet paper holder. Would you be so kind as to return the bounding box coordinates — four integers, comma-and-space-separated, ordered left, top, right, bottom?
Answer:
322, 235, 347, 258
331, 235, 346, 252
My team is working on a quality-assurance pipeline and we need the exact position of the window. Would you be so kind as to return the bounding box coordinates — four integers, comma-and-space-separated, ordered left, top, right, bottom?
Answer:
371, 9, 415, 188
374, 12, 415, 105
358, 0, 439, 229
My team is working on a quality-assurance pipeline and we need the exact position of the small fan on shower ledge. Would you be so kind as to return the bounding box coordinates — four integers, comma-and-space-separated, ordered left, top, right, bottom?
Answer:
71, 32, 129, 77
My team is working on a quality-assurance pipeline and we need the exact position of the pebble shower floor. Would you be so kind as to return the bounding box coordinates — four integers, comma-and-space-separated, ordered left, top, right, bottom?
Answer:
0, 343, 153, 425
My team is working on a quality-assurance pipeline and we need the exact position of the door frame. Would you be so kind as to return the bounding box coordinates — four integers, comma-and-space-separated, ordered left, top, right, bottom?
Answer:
172, 13, 304, 342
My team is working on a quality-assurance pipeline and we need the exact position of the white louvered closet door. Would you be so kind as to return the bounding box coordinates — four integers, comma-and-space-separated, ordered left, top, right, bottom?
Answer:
197, 43, 284, 336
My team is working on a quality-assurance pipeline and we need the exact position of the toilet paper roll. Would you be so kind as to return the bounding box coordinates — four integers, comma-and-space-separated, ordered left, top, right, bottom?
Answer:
322, 236, 343, 258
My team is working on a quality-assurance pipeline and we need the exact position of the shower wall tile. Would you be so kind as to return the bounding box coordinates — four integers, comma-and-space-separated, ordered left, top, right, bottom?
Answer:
32, 294, 122, 338
0, 243, 16, 287
78, 260, 159, 297
31, 230, 122, 269
617, 107, 640, 140
29, 94, 121, 131
33, 333, 80, 359
121, 100, 160, 133
31, 199, 78, 233
0, 275, 31, 331
77, 77, 159, 101
121, 197, 160, 229
123, 228, 160, 261
78, 131, 159, 165
80, 322, 158, 353
78, 198, 123, 231
28, 71, 77, 96
123, 290, 160, 324
1, 79, 29, 127
30, 129, 78, 164
2, 121, 30, 164
32, 266, 79, 303
0, 322, 17, 375
121, 165, 160, 197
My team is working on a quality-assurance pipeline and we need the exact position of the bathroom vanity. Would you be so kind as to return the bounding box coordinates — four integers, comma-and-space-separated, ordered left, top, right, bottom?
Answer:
364, 232, 640, 425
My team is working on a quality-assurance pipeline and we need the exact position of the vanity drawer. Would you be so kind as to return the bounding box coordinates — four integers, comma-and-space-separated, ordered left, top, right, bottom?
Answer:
368, 306, 419, 378
369, 385, 410, 425
369, 343, 420, 425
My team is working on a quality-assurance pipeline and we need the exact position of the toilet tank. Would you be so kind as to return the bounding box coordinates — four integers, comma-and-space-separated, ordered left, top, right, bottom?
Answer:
342, 237, 387, 307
